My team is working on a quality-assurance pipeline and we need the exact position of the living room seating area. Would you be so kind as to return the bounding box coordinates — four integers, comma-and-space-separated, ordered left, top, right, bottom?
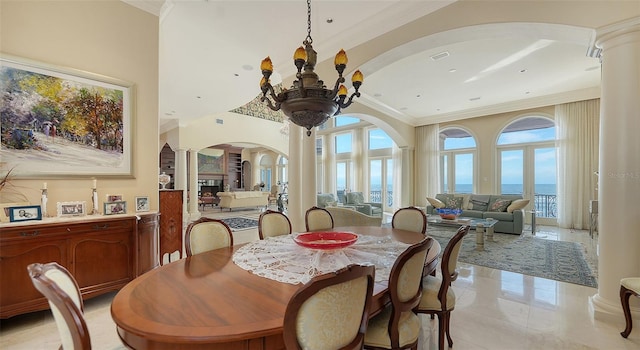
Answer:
316, 192, 383, 217
426, 193, 529, 234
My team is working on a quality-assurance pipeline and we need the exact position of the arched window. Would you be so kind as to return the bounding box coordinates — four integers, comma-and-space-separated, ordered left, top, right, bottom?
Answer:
259, 154, 273, 189
439, 128, 477, 193
497, 116, 556, 219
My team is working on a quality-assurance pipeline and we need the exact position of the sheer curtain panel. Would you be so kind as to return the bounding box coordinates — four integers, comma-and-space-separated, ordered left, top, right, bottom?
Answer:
415, 124, 440, 208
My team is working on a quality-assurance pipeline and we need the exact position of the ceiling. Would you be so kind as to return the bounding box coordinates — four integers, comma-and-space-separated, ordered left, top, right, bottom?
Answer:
122, 0, 603, 134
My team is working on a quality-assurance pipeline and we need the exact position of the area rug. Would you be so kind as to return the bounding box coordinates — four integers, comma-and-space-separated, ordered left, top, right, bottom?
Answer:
428, 227, 598, 288
220, 217, 259, 231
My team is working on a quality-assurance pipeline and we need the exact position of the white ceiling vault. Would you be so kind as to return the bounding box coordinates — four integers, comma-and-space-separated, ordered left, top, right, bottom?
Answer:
122, 0, 619, 134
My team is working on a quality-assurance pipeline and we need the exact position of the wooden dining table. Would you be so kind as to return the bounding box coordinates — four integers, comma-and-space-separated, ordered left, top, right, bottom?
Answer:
110, 226, 441, 350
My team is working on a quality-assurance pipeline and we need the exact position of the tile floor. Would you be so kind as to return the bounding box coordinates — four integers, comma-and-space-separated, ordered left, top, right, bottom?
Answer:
1, 207, 638, 349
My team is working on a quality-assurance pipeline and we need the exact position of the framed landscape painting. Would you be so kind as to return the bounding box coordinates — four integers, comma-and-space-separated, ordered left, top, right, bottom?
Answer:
0, 54, 134, 178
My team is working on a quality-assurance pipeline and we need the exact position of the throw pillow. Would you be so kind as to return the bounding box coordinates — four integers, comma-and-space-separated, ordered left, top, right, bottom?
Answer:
507, 199, 530, 213
470, 197, 490, 211
443, 196, 463, 209
426, 197, 445, 209
489, 199, 512, 212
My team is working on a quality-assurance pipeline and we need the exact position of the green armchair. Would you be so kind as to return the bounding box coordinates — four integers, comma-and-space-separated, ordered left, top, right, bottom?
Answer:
345, 192, 382, 217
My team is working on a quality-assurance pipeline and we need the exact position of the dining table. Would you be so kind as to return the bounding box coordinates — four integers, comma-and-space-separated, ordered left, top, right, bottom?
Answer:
110, 226, 441, 350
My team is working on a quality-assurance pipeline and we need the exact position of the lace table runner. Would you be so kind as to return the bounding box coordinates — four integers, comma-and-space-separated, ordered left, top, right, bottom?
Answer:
233, 234, 411, 285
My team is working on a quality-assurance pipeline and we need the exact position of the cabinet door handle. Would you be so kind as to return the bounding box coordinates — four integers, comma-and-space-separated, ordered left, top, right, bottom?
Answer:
20, 231, 40, 237
93, 224, 109, 230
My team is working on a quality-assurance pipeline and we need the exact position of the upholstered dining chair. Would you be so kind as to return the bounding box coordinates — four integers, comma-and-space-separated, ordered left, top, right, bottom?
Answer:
392, 207, 427, 234
620, 277, 640, 338
268, 185, 279, 207
414, 225, 470, 350
258, 209, 292, 239
283, 264, 376, 350
364, 237, 435, 350
27, 262, 92, 350
185, 218, 233, 256
305, 206, 334, 231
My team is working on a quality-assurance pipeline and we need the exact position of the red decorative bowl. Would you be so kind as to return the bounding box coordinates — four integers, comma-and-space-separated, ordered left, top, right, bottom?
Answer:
439, 214, 459, 220
294, 232, 358, 250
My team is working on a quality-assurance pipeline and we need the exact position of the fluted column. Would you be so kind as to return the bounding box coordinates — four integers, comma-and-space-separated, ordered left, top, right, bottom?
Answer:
188, 149, 201, 221
302, 128, 317, 219
589, 17, 640, 320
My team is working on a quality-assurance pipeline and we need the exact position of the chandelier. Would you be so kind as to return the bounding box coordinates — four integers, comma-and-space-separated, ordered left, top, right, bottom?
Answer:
260, 0, 363, 136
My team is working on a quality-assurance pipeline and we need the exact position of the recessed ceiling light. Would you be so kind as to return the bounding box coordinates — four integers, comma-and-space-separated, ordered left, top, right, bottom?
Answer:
416, 94, 421, 98
234, 73, 239, 77
525, 91, 530, 94
400, 107, 408, 111
197, 96, 201, 99
469, 97, 481, 101
326, 18, 333, 24
520, 69, 527, 73
449, 68, 457, 73
374, 93, 382, 97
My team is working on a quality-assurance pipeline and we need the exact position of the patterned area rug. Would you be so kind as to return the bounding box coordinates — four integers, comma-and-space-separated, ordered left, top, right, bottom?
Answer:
220, 217, 259, 231
428, 226, 598, 288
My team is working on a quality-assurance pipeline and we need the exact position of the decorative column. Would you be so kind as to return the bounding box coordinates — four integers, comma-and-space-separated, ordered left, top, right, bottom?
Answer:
324, 134, 336, 194
400, 146, 414, 207
302, 127, 317, 220
252, 152, 261, 189
175, 148, 189, 224
287, 124, 305, 232
589, 17, 640, 320
188, 149, 201, 221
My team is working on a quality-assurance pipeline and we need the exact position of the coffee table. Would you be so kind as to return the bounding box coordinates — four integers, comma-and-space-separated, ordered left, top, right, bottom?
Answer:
427, 215, 498, 250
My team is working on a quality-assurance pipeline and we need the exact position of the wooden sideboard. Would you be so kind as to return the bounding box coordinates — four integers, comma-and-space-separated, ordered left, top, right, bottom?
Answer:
0, 213, 159, 319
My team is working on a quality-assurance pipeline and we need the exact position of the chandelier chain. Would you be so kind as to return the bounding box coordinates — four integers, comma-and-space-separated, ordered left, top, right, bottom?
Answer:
305, 0, 313, 44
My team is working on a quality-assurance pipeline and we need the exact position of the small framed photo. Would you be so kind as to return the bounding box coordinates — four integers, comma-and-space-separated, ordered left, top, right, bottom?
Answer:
0, 202, 29, 222
106, 194, 123, 202
104, 201, 127, 215
135, 196, 150, 212
57, 201, 87, 217
9, 205, 42, 222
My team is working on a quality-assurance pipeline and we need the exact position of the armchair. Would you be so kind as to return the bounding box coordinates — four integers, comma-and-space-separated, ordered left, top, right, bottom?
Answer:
345, 192, 382, 217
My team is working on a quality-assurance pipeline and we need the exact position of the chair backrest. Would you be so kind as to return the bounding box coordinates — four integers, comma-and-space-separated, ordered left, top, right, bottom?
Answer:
438, 225, 470, 308
392, 206, 427, 234
305, 206, 334, 231
28, 262, 91, 350
283, 264, 375, 350
259, 210, 292, 239
270, 185, 279, 196
185, 218, 233, 256
386, 237, 434, 348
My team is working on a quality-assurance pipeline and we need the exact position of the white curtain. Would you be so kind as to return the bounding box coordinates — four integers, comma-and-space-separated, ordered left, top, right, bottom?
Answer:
556, 99, 600, 229
415, 124, 440, 207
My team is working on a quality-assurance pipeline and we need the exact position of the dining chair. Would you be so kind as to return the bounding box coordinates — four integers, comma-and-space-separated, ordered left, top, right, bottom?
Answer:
392, 207, 427, 234
620, 277, 640, 338
27, 262, 92, 350
414, 225, 470, 349
283, 264, 376, 350
268, 185, 279, 208
185, 218, 233, 256
305, 206, 334, 231
258, 209, 292, 239
364, 237, 435, 350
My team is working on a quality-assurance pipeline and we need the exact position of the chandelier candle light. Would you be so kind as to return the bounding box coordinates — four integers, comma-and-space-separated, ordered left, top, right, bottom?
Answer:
260, 0, 363, 136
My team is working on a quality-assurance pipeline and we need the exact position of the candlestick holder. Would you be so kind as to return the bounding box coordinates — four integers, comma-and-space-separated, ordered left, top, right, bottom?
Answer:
41, 188, 48, 218
91, 188, 100, 215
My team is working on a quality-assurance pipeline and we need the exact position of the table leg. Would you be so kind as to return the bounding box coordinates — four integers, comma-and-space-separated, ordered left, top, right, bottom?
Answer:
475, 225, 484, 251
486, 226, 494, 242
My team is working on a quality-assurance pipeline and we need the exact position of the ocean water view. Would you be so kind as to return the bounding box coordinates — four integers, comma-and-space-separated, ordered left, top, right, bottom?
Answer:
451, 184, 557, 195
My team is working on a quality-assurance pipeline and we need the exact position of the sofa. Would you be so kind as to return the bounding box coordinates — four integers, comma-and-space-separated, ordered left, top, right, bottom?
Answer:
426, 193, 529, 234
216, 191, 269, 211
316, 192, 382, 217
326, 206, 382, 227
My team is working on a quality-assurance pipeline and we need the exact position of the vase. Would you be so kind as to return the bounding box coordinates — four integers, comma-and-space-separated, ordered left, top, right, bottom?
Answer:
159, 172, 171, 189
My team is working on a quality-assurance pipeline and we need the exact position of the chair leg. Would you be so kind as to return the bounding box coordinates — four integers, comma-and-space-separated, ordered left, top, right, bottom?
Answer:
621, 285, 635, 338
445, 311, 453, 347
437, 313, 446, 350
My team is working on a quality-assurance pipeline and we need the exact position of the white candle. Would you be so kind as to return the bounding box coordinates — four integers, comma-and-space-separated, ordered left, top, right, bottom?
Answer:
43, 182, 47, 190
92, 179, 97, 189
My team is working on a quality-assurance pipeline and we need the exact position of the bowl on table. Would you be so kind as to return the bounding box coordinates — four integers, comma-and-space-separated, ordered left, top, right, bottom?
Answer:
436, 208, 463, 220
